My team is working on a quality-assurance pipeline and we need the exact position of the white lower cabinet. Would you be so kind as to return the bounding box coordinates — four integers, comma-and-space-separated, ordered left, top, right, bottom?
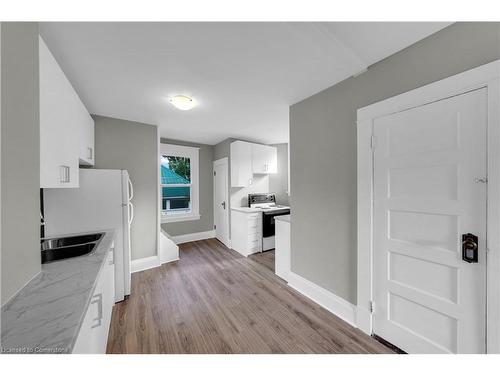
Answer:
72, 250, 115, 354
231, 210, 262, 256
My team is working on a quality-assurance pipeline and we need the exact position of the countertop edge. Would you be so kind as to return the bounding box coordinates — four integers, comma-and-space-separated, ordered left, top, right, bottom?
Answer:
275, 215, 291, 223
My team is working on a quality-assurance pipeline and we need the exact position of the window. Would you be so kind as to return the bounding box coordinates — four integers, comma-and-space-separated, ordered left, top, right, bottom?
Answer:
160, 144, 200, 223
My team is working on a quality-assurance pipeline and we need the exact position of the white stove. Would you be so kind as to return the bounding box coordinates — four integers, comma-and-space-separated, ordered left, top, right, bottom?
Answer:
251, 204, 290, 211
248, 193, 290, 251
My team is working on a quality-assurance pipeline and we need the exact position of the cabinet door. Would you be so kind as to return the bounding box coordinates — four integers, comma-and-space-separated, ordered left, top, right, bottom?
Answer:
230, 141, 253, 187
252, 144, 277, 174
77, 95, 95, 166
264, 145, 277, 174
39, 37, 79, 188
100, 251, 115, 352
72, 251, 114, 354
72, 271, 105, 353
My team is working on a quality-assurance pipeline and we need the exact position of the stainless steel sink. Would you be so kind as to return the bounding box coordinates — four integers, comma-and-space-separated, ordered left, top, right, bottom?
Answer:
41, 233, 103, 250
41, 233, 104, 264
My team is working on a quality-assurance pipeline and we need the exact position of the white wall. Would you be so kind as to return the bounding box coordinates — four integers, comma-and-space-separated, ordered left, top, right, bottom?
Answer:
269, 143, 289, 206
230, 174, 269, 208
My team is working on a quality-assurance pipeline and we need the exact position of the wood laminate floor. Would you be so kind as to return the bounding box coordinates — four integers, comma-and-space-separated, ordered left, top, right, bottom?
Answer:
248, 249, 275, 272
106, 239, 394, 354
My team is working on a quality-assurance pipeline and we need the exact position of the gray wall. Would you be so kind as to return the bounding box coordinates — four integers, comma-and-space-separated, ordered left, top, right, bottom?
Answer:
290, 22, 500, 304
93, 115, 158, 260
160, 138, 215, 236
269, 143, 289, 206
1, 23, 41, 305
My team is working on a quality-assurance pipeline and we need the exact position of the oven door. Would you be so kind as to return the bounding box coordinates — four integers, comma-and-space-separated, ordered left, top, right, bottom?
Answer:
262, 210, 290, 238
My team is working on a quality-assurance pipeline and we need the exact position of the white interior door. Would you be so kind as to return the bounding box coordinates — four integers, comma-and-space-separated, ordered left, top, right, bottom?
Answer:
214, 158, 230, 247
373, 88, 487, 354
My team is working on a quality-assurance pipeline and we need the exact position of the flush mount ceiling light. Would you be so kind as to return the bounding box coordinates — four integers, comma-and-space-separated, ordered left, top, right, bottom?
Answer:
168, 95, 196, 111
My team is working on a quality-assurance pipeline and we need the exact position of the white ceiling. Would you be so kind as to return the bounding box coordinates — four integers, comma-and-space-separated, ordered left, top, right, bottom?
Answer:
40, 22, 451, 145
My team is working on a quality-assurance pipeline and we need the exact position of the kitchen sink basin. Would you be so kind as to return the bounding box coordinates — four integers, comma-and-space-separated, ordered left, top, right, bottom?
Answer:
40, 232, 104, 264
41, 243, 96, 264
41, 233, 103, 251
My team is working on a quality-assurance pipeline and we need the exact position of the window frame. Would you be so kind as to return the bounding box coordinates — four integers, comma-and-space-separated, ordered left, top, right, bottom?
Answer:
160, 143, 200, 223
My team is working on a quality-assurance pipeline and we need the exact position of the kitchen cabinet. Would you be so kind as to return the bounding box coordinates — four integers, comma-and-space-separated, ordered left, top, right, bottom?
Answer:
72, 249, 115, 354
75, 94, 95, 166
230, 141, 278, 187
230, 141, 253, 187
252, 143, 277, 174
39, 36, 95, 188
231, 209, 262, 256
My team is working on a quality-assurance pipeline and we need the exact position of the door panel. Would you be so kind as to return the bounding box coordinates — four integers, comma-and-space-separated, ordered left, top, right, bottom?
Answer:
373, 88, 487, 353
214, 161, 230, 247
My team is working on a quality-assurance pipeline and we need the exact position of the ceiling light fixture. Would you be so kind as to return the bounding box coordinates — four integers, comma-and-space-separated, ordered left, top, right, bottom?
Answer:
169, 95, 196, 111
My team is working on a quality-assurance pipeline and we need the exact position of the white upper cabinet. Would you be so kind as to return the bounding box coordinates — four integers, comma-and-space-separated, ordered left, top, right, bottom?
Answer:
75, 94, 95, 166
39, 37, 79, 188
39, 36, 95, 188
230, 141, 253, 187
251, 143, 277, 174
230, 141, 278, 187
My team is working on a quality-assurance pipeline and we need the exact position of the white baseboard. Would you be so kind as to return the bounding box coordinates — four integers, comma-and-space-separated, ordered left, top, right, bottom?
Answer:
287, 272, 357, 327
131, 254, 179, 274
131, 256, 160, 273
133, 229, 213, 274
171, 229, 216, 245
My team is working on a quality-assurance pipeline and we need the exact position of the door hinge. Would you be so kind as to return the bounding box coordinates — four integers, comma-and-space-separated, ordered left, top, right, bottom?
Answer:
214, 171, 216, 176
214, 224, 216, 229
369, 300, 375, 314
370, 135, 376, 149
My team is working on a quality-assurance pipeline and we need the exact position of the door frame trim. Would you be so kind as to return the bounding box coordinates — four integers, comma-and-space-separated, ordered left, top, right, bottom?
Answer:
356, 60, 500, 353
213, 157, 231, 248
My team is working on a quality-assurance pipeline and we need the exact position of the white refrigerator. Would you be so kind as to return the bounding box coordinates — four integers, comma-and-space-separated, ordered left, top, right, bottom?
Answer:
44, 169, 133, 302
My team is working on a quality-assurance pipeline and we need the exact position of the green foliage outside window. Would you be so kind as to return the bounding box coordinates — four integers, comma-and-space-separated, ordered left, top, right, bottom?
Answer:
166, 156, 191, 182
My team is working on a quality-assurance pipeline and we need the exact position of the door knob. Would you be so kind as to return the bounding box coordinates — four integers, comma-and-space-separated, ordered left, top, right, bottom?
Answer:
221, 201, 226, 209
462, 233, 479, 263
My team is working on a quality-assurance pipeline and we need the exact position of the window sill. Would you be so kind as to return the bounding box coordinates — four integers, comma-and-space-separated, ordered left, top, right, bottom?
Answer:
161, 214, 201, 224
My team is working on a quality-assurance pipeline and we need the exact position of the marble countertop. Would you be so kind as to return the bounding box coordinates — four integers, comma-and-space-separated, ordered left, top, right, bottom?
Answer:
231, 206, 262, 213
1, 229, 117, 354
274, 214, 291, 223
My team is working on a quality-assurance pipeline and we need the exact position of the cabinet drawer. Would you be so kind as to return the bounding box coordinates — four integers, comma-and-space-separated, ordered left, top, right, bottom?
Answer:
248, 239, 262, 252
247, 221, 261, 233
247, 236, 261, 246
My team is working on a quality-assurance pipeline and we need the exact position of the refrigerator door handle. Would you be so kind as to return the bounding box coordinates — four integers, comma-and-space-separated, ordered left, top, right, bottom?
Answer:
128, 178, 134, 201
128, 202, 134, 225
